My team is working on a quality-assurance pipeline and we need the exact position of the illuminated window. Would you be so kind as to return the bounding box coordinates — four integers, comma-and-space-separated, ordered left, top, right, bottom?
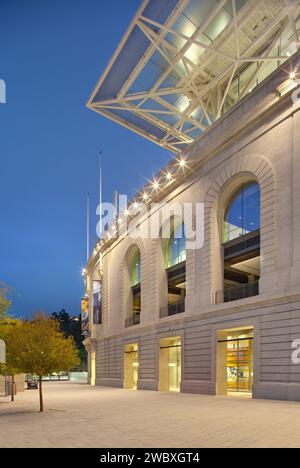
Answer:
130, 249, 141, 287
160, 221, 186, 318
166, 222, 186, 268
223, 181, 260, 243
222, 181, 260, 303
126, 248, 141, 327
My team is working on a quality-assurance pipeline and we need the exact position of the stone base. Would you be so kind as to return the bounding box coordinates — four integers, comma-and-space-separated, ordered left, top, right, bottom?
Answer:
137, 379, 158, 391
180, 380, 216, 395
253, 383, 300, 401
95, 378, 123, 388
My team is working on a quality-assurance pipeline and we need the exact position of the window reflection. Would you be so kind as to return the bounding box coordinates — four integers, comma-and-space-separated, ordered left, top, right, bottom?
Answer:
223, 181, 260, 243
166, 222, 186, 268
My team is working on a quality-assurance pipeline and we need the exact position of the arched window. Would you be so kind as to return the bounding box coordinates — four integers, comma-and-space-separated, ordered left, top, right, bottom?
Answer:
222, 181, 260, 302
130, 249, 141, 287
161, 221, 186, 318
166, 222, 186, 268
126, 247, 141, 327
223, 181, 260, 243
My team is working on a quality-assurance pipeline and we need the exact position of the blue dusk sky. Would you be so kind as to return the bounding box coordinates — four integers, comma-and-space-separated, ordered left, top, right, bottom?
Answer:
0, 0, 170, 318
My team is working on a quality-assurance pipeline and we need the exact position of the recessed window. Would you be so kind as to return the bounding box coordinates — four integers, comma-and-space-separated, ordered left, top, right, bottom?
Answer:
126, 248, 141, 327
166, 222, 186, 268
223, 181, 260, 243
160, 222, 186, 318
222, 181, 260, 303
130, 249, 141, 287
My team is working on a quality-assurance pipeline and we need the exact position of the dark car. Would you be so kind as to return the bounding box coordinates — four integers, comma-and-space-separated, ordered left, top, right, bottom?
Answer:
27, 378, 38, 389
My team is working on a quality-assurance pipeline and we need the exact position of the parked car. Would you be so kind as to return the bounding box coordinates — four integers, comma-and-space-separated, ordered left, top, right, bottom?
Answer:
27, 377, 38, 389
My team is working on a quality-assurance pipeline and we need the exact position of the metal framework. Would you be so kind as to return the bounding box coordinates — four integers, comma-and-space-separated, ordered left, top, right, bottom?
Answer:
87, 0, 300, 153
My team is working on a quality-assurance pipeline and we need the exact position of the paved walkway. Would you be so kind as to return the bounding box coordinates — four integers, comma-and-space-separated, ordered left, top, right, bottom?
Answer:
0, 382, 300, 448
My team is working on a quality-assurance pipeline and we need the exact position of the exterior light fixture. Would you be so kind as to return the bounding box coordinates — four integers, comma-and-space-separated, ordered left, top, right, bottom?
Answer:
152, 180, 159, 190
277, 74, 298, 97
124, 209, 130, 216
81, 268, 86, 276
179, 158, 187, 168
142, 192, 148, 201
133, 202, 139, 209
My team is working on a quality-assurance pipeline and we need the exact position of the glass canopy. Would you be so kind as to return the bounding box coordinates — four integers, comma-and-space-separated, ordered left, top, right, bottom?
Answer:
88, 0, 300, 153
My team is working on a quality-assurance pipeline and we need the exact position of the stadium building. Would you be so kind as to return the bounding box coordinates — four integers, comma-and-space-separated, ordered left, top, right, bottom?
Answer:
83, 0, 300, 401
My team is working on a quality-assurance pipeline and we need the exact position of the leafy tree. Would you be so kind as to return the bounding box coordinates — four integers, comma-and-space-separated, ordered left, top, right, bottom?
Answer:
51, 309, 87, 371
9, 314, 79, 412
0, 284, 11, 321
0, 320, 21, 401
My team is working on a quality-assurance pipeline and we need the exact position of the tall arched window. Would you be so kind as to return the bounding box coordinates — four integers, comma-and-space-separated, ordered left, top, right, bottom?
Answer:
161, 221, 186, 317
222, 181, 260, 302
126, 248, 141, 327
223, 181, 260, 242
130, 249, 141, 287
166, 222, 186, 268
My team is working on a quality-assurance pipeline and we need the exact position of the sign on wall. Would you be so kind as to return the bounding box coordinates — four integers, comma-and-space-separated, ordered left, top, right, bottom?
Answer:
81, 296, 89, 335
93, 281, 102, 325
0, 339, 5, 363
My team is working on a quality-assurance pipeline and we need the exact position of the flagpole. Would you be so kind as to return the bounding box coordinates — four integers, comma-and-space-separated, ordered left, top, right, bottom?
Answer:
86, 193, 90, 261
99, 151, 103, 238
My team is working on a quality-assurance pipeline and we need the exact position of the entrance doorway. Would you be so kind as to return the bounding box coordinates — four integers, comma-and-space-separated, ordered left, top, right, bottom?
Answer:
159, 337, 181, 392
217, 328, 253, 396
124, 343, 138, 389
90, 351, 96, 386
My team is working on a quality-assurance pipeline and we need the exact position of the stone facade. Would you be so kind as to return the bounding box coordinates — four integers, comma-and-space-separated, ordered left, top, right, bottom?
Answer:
0, 375, 25, 396
84, 53, 300, 401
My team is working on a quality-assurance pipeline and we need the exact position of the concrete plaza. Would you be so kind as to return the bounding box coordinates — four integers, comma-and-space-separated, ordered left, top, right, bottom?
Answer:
0, 382, 300, 448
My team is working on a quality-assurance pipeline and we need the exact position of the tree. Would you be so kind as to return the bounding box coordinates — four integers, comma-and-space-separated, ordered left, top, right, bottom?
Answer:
0, 290, 18, 402
51, 309, 87, 371
0, 321, 21, 401
9, 314, 79, 412
0, 284, 11, 321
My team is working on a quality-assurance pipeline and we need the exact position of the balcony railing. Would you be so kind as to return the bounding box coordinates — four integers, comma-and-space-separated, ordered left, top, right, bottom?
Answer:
160, 300, 185, 318
166, 252, 186, 269
125, 313, 140, 328
224, 280, 259, 303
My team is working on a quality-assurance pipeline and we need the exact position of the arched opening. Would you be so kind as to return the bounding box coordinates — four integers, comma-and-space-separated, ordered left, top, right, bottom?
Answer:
160, 220, 186, 317
222, 181, 260, 302
125, 247, 141, 327
124, 343, 139, 390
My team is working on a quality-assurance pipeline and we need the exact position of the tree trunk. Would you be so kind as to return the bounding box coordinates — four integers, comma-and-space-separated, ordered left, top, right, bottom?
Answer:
38, 375, 44, 412
11, 375, 14, 402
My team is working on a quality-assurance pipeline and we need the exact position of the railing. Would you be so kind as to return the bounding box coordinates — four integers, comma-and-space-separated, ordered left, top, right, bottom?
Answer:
160, 300, 185, 318
224, 280, 259, 303
167, 252, 186, 269
125, 313, 140, 328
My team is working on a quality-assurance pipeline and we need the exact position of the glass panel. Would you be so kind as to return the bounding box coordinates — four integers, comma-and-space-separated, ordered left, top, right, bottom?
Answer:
168, 345, 181, 392
130, 249, 141, 286
166, 222, 186, 268
226, 334, 253, 393
124, 344, 138, 390
223, 181, 260, 242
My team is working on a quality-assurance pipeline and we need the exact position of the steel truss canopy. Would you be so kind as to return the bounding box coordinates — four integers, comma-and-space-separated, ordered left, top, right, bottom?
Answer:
88, 0, 300, 153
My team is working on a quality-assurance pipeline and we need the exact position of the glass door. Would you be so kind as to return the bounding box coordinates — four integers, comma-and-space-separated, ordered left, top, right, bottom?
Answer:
168, 345, 181, 392
226, 335, 253, 393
